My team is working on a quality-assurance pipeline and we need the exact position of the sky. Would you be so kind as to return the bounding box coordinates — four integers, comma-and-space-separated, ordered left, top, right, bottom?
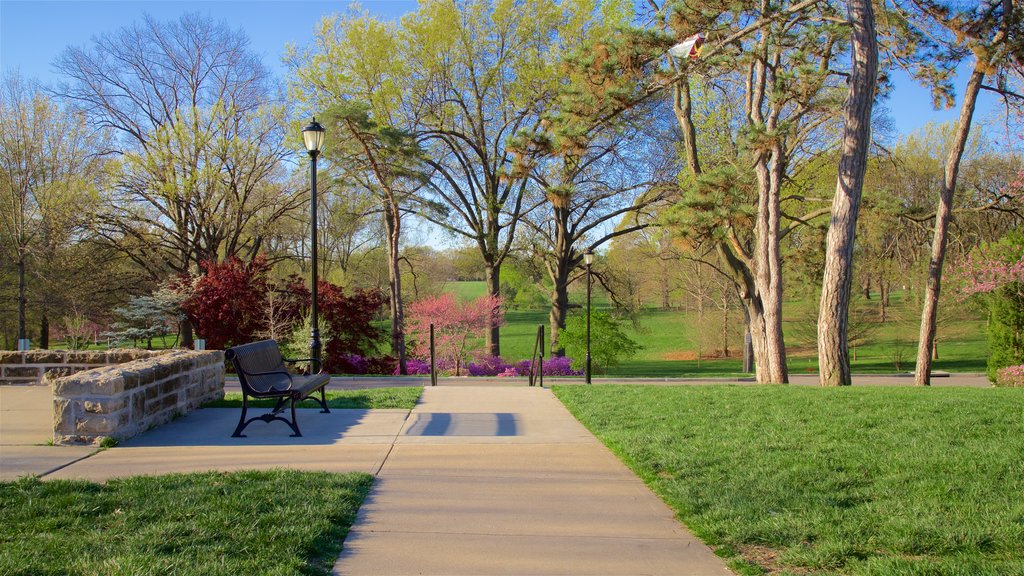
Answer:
0, 0, 1013, 142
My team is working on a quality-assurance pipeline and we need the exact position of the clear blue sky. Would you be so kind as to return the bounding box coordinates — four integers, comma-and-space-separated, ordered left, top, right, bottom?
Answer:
0, 0, 1009, 142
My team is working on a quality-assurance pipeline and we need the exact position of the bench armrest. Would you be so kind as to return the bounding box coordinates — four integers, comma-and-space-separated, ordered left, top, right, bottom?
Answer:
283, 357, 323, 375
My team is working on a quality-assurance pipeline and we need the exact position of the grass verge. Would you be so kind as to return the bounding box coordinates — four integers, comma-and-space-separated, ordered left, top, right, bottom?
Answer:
206, 386, 422, 410
553, 385, 1024, 575
0, 470, 372, 576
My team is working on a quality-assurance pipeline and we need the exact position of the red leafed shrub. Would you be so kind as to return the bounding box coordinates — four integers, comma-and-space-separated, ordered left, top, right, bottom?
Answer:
288, 279, 388, 373
179, 256, 273, 350
179, 258, 387, 370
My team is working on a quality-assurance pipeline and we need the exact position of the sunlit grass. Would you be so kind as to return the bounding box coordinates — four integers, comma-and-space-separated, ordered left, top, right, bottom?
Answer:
555, 385, 1024, 575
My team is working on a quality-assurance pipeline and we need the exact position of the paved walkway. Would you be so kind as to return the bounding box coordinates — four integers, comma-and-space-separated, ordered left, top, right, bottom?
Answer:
1, 385, 732, 575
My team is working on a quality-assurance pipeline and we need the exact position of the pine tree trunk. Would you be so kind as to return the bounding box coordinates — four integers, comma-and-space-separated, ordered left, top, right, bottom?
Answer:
385, 209, 407, 374
818, 0, 878, 387
914, 65, 986, 386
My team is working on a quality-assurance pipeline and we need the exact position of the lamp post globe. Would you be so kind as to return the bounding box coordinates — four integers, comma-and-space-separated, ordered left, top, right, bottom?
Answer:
584, 250, 594, 384
303, 118, 325, 372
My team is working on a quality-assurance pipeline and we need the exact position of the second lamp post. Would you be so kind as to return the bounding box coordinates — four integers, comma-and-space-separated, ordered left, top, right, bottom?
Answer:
584, 249, 594, 384
303, 118, 325, 373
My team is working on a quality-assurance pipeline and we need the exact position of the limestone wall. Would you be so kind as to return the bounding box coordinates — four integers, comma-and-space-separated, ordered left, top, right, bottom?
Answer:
0, 349, 167, 385
51, 350, 225, 445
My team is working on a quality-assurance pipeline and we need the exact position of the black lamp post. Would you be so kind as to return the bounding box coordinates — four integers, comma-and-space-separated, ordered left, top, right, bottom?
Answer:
584, 249, 594, 384
303, 118, 325, 373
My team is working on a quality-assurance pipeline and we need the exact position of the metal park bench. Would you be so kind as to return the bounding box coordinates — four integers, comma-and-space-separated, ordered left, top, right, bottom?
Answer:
224, 340, 330, 437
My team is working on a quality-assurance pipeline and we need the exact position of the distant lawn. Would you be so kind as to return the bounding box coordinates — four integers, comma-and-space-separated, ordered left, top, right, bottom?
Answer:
207, 387, 422, 410
554, 385, 1024, 575
0, 470, 372, 576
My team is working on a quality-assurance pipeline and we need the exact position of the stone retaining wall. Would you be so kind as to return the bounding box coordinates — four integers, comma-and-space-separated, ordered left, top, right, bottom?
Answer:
51, 350, 225, 445
0, 349, 168, 385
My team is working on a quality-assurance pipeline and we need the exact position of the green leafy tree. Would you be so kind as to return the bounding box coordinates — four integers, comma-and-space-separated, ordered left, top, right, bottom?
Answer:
558, 311, 641, 373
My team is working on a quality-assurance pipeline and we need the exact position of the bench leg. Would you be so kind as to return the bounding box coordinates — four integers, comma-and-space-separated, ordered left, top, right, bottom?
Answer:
316, 386, 330, 414
287, 396, 302, 437
233, 393, 304, 437
232, 394, 251, 437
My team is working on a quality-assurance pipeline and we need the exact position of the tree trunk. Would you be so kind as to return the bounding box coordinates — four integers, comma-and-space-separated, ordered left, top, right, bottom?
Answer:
914, 64, 985, 386
385, 209, 407, 374
752, 146, 790, 384
484, 263, 501, 357
818, 0, 878, 387
549, 271, 571, 357
180, 317, 194, 349
40, 313, 49, 349
17, 253, 26, 344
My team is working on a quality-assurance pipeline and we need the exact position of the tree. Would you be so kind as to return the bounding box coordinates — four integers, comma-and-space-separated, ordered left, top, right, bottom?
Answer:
518, 117, 670, 354
952, 232, 1024, 381
817, 0, 879, 387
406, 293, 504, 376
570, 0, 851, 383
558, 311, 642, 373
54, 13, 301, 345
288, 12, 427, 374
905, 0, 1024, 385
0, 73, 106, 348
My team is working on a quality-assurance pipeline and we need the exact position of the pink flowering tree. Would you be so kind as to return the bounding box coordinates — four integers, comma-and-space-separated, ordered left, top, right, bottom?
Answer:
950, 232, 1024, 383
406, 294, 504, 376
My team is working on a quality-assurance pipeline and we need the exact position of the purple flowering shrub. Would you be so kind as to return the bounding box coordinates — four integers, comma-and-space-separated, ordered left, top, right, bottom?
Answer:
467, 355, 514, 376
400, 358, 433, 375
514, 356, 582, 376
995, 364, 1024, 387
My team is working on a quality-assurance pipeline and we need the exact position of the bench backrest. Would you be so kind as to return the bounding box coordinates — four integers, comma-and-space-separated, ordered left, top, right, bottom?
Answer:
225, 340, 291, 394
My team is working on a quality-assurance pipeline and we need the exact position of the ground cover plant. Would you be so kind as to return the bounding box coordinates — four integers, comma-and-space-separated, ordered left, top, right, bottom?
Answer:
554, 385, 1024, 575
207, 386, 422, 410
0, 470, 372, 576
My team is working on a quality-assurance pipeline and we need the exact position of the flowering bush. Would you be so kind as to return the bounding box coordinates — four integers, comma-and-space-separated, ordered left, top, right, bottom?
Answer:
467, 355, 514, 376
406, 293, 504, 375
951, 233, 1024, 382
995, 365, 1024, 387
336, 354, 368, 375
514, 356, 582, 377
400, 358, 432, 375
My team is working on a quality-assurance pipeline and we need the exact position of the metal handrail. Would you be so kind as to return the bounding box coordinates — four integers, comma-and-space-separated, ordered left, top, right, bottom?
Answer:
528, 324, 544, 387
429, 323, 437, 387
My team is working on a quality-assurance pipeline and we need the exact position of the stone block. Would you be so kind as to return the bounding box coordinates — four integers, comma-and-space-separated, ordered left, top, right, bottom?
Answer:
0, 351, 23, 364
42, 366, 79, 379
4, 366, 41, 378
24, 350, 65, 364
145, 398, 163, 416
144, 385, 159, 400
76, 415, 116, 435
65, 351, 108, 365
54, 398, 76, 434
53, 369, 124, 397
131, 392, 146, 420
83, 398, 126, 414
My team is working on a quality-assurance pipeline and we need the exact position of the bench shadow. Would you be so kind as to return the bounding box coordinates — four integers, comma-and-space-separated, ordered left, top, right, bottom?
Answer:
120, 407, 406, 447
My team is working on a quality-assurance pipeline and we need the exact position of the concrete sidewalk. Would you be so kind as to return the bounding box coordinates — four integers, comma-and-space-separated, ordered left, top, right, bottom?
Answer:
334, 386, 731, 575
5, 385, 732, 575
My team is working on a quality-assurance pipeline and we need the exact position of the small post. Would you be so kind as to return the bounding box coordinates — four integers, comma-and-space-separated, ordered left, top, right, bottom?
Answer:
743, 330, 753, 373
429, 323, 436, 387
538, 324, 544, 388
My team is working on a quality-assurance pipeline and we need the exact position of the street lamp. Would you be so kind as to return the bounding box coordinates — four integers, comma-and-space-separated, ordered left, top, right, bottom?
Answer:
584, 249, 594, 384
303, 118, 325, 373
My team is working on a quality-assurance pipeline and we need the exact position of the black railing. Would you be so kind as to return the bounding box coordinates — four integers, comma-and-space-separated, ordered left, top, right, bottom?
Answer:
528, 324, 544, 387
429, 323, 437, 387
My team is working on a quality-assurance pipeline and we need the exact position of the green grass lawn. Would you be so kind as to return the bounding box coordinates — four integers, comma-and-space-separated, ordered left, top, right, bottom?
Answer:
0, 470, 372, 576
554, 385, 1024, 575
207, 387, 422, 410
